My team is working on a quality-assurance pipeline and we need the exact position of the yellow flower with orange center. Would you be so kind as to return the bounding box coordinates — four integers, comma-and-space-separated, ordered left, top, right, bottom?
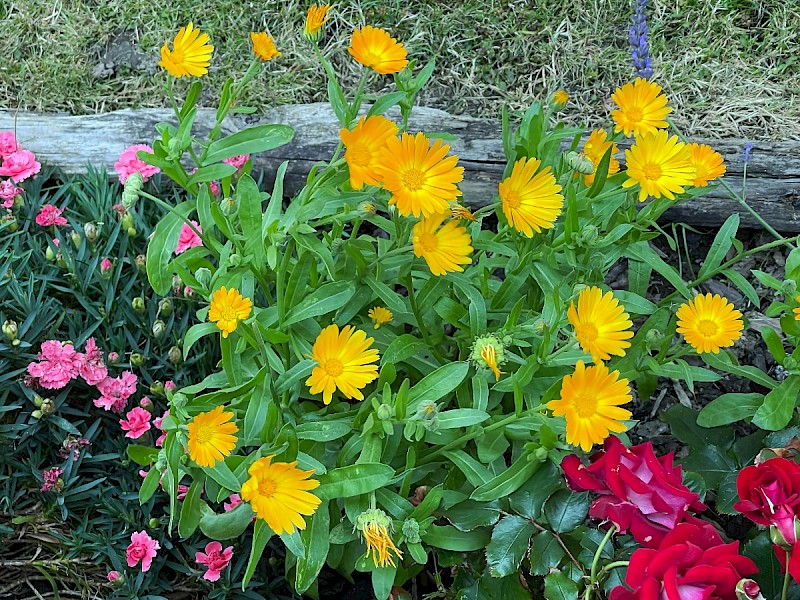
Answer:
499, 156, 564, 237
348, 26, 408, 74
547, 361, 632, 452
368, 306, 393, 329
412, 212, 473, 276
676, 293, 743, 354
687, 143, 726, 187
158, 23, 213, 78
187, 406, 238, 467
581, 129, 620, 186
304, 4, 331, 41
208, 287, 252, 338
568, 286, 633, 363
340, 115, 398, 190
305, 324, 380, 404
611, 78, 671, 137
250, 32, 281, 62
622, 130, 696, 202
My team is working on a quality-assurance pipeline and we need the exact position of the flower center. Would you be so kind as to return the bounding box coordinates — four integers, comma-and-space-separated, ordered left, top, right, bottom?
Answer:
360, 50, 383, 67
695, 165, 709, 181
698, 319, 719, 337
169, 48, 185, 65
258, 478, 277, 497
218, 305, 238, 321
642, 163, 662, 180
348, 144, 372, 167
419, 232, 439, 252
504, 191, 522, 209
194, 423, 214, 444
576, 323, 599, 343
401, 168, 426, 191
324, 358, 344, 377
626, 107, 644, 122
573, 392, 598, 418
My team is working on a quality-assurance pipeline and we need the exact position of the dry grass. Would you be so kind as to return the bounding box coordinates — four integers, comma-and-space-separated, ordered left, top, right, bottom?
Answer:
0, 0, 798, 139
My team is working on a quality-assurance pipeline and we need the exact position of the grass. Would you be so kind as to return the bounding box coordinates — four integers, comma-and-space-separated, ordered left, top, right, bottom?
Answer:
0, 0, 798, 139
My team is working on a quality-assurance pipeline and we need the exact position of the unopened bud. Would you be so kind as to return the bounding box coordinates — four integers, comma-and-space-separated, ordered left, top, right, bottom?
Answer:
32, 409, 43, 419
783, 280, 797, 296
3, 320, 18, 341
401, 518, 421, 544
158, 299, 172, 317
148, 518, 159, 529
130, 353, 145, 367
172, 392, 188, 409
219, 196, 237, 216
3, 215, 17, 232
33, 394, 44, 408
166, 138, 182, 161
229, 253, 242, 267
168, 346, 183, 365
533, 446, 549, 463
377, 403, 394, 420
121, 213, 134, 229
127, 227, 137, 238
194, 268, 212, 290
107, 351, 120, 364
132, 297, 146, 313
165, 380, 176, 392
135, 254, 146, 272
784, 356, 799, 371
45, 246, 56, 261
83, 222, 98, 242
736, 579, 764, 600
139, 397, 153, 410
645, 328, 665, 350
70, 230, 82, 249
152, 320, 166, 339
150, 381, 165, 397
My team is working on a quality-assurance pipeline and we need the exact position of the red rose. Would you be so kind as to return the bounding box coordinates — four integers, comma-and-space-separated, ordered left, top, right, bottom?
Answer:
609, 517, 758, 600
734, 457, 800, 545
561, 436, 706, 547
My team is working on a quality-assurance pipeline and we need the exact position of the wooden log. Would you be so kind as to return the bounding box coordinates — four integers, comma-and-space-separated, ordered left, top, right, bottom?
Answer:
2, 105, 799, 230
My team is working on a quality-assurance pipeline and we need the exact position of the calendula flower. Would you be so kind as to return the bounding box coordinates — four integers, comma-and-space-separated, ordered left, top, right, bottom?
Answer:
240, 455, 321, 534
547, 361, 632, 452
470, 334, 506, 381
413, 212, 473, 276
376, 132, 463, 218
581, 129, 621, 186
568, 287, 633, 363
794, 296, 800, 321
356, 509, 403, 568
304, 4, 331, 42
622, 130, 695, 202
340, 115, 398, 190
687, 143, 726, 187
187, 406, 239, 468
499, 157, 564, 236
208, 287, 252, 338
611, 78, 671, 137
676, 293, 743, 354
450, 203, 476, 221
306, 325, 380, 404
368, 306, 393, 329
348, 26, 408, 75
158, 23, 213, 78
250, 32, 280, 62
553, 89, 569, 107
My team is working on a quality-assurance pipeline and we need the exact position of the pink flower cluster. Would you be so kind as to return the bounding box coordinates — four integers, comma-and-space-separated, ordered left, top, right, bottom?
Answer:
223, 154, 250, 171
0, 179, 22, 209
95, 371, 138, 413
175, 221, 203, 255
126, 530, 160, 572
27, 341, 83, 389
114, 144, 160, 184
120, 407, 152, 439
195, 541, 234, 581
35, 204, 67, 227
40, 466, 63, 492
0, 132, 39, 208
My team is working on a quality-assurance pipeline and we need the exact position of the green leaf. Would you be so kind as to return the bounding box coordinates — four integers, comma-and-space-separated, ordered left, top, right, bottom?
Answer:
485, 515, 536, 578
200, 503, 256, 540
146, 201, 195, 295
663, 404, 735, 449
612, 290, 656, 315
236, 174, 266, 269
139, 468, 161, 504
367, 92, 408, 117
437, 409, 490, 429
444, 451, 494, 488
274, 359, 315, 394
126, 444, 158, 466
530, 531, 566, 576
382, 334, 427, 366
295, 420, 353, 442
698, 214, 739, 279
544, 571, 579, 600
508, 461, 562, 520
201, 461, 241, 493
697, 393, 764, 427
203, 124, 294, 164
723, 269, 761, 307
242, 520, 273, 589
471, 457, 543, 502
422, 524, 490, 551
761, 327, 787, 364
372, 567, 397, 600
183, 322, 219, 360
316, 463, 394, 500
280, 529, 306, 558
187, 163, 237, 185
445, 499, 501, 532
408, 361, 470, 409
543, 490, 589, 533
626, 242, 691, 299
295, 501, 330, 592
753, 375, 800, 431
701, 351, 777, 390
285, 281, 356, 326
178, 475, 206, 538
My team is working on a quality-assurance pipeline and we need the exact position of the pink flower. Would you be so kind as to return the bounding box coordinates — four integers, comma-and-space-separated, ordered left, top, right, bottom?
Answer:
224, 493, 243, 512
59, 436, 91, 461
184, 286, 195, 297
78, 337, 107, 385
0, 150, 40, 182
209, 180, 220, 196
177, 484, 190, 500
0, 131, 19, 158
175, 220, 203, 255
100, 258, 112, 272
40, 466, 63, 492
195, 541, 233, 582
0, 179, 22, 208
126, 531, 160, 572
114, 144, 160, 184
164, 380, 176, 392
52, 237, 60, 247
107, 351, 119, 363
223, 154, 250, 170
27, 340, 82, 389
153, 409, 170, 447
35, 204, 67, 227
106, 570, 121, 583
94, 371, 138, 413
120, 407, 152, 439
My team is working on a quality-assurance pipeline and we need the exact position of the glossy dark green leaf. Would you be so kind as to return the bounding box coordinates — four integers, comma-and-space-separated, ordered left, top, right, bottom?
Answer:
485, 515, 535, 578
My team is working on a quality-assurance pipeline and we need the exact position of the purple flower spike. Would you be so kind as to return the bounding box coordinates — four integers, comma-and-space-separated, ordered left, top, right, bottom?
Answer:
630, 0, 654, 78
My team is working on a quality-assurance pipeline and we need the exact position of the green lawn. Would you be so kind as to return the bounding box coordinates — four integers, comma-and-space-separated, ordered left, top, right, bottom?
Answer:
1, 0, 798, 139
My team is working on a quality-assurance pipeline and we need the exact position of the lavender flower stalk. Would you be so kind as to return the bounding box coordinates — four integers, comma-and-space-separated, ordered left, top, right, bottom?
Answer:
630, 0, 654, 78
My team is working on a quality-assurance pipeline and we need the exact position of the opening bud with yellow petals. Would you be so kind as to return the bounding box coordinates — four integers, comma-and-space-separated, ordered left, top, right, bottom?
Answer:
471, 334, 507, 382
355, 508, 403, 568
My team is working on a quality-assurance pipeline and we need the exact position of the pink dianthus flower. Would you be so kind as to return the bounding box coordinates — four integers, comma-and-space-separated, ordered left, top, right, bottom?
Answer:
175, 220, 203, 255
0, 150, 40, 182
120, 407, 152, 439
114, 144, 160, 184
94, 371, 138, 413
195, 541, 234, 582
36, 204, 67, 227
126, 531, 160, 572
27, 340, 81, 389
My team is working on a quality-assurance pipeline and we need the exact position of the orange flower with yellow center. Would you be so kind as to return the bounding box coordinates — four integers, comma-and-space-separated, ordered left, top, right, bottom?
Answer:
340, 115, 398, 190
412, 212, 473, 276
676, 293, 743, 354
499, 156, 564, 236
622, 130, 696, 202
208, 286, 252, 338
348, 26, 408, 74
687, 143, 726, 187
581, 129, 620, 186
368, 306, 393, 329
250, 32, 280, 62
304, 4, 331, 41
187, 406, 238, 467
568, 286, 633, 363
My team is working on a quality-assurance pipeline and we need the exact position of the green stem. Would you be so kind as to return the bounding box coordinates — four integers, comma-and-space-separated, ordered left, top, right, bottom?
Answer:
416, 412, 524, 466
368, 245, 414, 269
138, 190, 215, 253
348, 70, 370, 122
276, 239, 296, 326
471, 203, 498, 220
590, 526, 616, 585
220, 334, 238, 385
782, 550, 792, 600
602, 560, 629, 573
404, 275, 446, 365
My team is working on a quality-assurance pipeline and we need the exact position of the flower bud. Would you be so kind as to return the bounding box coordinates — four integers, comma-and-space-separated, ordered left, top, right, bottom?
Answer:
359, 201, 376, 216
377, 403, 394, 420
70, 230, 82, 249
31, 409, 43, 419
139, 396, 153, 410
645, 328, 665, 350
166, 138, 182, 161
219, 196, 237, 216
401, 518, 421, 544
194, 267, 212, 290
172, 392, 188, 409
83, 222, 98, 242
158, 298, 172, 317
130, 353, 145, 367
107, 351, 120, 364
135, 254, 146, 272
784, 356, 799, 371
121, 213, 134, 229
533, 446, 549, 463
100, 258, 113, 277
736, 579, 764, 600
127, 226, 137, 238
13, 195, 24, 210
122, 173, 143, 210
579, 225, 599, 246
229, 253, 242, 267
132, 297, 146, 313
471, 334, 507, 382
45, 246, 56, 261
165, 380, 176, 392
33, 394, 44, 408
782, 279, 797, 296
56, 253, 66, 269
2, 215, 17, 232
150, 381, 165, 397
168, 346, 183, 365
3, 319, 18, 342
770, 523, 792, 550
148, 517, 160, 529
152, 319, 166, 339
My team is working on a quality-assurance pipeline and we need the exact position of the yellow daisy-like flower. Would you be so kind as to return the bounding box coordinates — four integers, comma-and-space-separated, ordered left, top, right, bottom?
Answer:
240, 455, 321, 535
581, 129, 621, 186
622, 130, 696, 202
568, 287, 633, 364
553, 89, 569, 107
610, 78, 672, 137
376, 132, 464, 218
450, 203, 476, 221
187, 406, 238, 468
687, 143, 726, 187
158, 23, 214, 79
546, 361, 632, 452
356, 509, 403, 568
208, 286, 253, 338
304, 4, 331, 41
368, 306, 393, 329
412, 212, 473, 276
499, 156, 564, 237
794, 296, 800, 321
305, 324, 380, 404
250, 32, 280, 62
348, 26, 409, 75
676, 293, 744, 354
340, 115, 399, 190
481, 345, 504, 381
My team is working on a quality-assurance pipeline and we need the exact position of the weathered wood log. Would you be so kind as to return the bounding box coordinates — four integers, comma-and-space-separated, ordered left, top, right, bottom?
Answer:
2, 105, 799, 230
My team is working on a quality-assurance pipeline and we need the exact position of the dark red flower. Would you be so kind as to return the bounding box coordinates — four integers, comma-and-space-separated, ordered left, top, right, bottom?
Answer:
609, 517, 758, 600
561, 436, 706, 547
734, 457, 800, 546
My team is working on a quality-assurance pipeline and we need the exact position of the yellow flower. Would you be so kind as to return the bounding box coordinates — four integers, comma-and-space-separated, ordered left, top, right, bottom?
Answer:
794, 296, 800, 321
481, 345, 504, 381
687, 143, 726, 187
377, 132, 464, 218
546, 361, 632, 452
622, 130, 695, 202
611, 78, 671, 137
208, 286, 253, 338
250, 32, 281, 62
676, 293, 743, 354
413, 212, 473, 276
356, 509, 403, 568
553, 89, 569, 106
348, 26, 408, 75
240, 455, 321, 535
306, 324, 380, 404
368, 306, 393, 329
581, 129, 620, 186
450, 203, 476, 221
499, 157, 564, 237
568, 287, 633, 363
158, 23, 213, 79
187, 406, 238, 468
471, 334, 507, 381
340, 115, 399, 190
304, 4, 331, 41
